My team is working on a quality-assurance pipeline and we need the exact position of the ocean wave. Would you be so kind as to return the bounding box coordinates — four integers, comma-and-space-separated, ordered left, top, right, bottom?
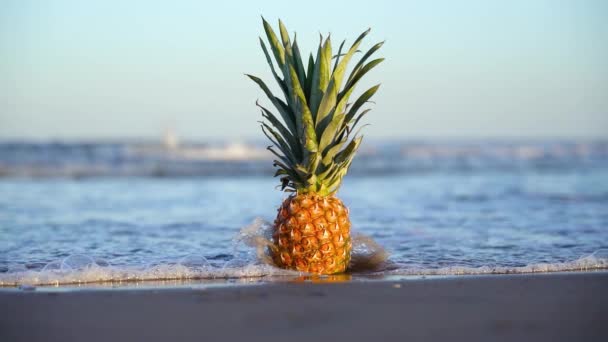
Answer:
1, 251, 606, 287
2, 219, 606, 287
1, 140, 606, 178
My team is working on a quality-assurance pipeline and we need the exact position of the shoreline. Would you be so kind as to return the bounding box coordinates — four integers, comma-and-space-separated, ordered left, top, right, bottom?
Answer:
1, 267, 607, 289
2, 253, 607, 288
1, 271, 607, 341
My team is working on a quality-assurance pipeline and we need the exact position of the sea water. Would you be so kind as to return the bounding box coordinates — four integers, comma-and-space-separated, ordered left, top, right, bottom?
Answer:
1, 140, 607, 286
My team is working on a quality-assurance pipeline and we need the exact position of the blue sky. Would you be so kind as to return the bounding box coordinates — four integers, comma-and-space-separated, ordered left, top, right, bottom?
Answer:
1, 0, 607, 140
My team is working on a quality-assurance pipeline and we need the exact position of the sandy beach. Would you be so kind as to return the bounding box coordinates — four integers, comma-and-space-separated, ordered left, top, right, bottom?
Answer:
1, 271, 607, 342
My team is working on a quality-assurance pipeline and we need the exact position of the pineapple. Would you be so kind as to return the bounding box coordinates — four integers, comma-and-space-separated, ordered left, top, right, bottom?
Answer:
247, 18, 383, 274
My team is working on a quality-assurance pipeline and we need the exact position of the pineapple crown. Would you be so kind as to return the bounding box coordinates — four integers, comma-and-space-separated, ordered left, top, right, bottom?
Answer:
247, 17, 383, 196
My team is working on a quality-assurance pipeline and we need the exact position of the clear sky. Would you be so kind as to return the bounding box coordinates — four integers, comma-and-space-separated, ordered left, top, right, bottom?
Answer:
1, 0, 607, 140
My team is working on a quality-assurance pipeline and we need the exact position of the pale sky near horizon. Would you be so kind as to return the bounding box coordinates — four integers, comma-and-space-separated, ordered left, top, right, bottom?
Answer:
1, 0, 607, 140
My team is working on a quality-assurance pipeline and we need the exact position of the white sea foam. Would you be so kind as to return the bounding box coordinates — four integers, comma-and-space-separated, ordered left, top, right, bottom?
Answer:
384, 250, 608, 276
0, 259, 301, 287
1, 250, 607, 287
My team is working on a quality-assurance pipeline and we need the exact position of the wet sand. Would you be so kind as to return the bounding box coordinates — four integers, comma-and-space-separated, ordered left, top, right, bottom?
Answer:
1, 272, 607, 342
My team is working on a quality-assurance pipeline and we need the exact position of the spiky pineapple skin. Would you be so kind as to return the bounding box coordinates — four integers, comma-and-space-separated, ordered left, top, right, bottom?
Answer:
272, 194, 352, 274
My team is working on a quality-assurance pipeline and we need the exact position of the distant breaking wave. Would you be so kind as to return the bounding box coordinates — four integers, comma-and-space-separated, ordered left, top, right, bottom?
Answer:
0, 140, 606, 178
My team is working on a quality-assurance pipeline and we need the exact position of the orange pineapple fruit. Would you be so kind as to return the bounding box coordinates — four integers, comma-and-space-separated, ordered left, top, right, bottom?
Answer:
247, 18, 383, 274
273, 194, 352, 274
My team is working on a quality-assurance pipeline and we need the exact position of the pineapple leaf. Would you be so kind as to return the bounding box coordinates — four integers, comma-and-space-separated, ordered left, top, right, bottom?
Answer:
278, 19, 291, 49
281, 59, 301, 136
309, 37, 332, 120
318, 161, 338, 180
267, 146, 295, 170
278, 20, 295, 71
332, 40, 346, 74
319, 37, 332, 96
257, 102, 300, 160
251, 19, 383, 194
286, 64, 318, 160
344, 84, 380, 124
273, 169, 287, 177
335, 135, 363, 164
321, 135, 348, 166
316, 74, 356, 140
319, 111, 345, 153
332, 28, 370, 90
246, 74, 297, 134
262, 124, 297, 165
316, 29, 370, 131
349, 108, 372, 134
341, 58, 384, 99
334, 83, 356, 119
346, 41, 384, 84
327, 169, 348, 194
292, 39, 307, 90
273, 159, 303, 183
315, 80, 338, 134
261, 17, 285, 68
350, 124, 370, 143
304, 53, 315, 102
259, 38, 288, 99
326, 136, 363, 195
322, 161, 343, 187
317, 80, 356, 153
307, 152, 321, 189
